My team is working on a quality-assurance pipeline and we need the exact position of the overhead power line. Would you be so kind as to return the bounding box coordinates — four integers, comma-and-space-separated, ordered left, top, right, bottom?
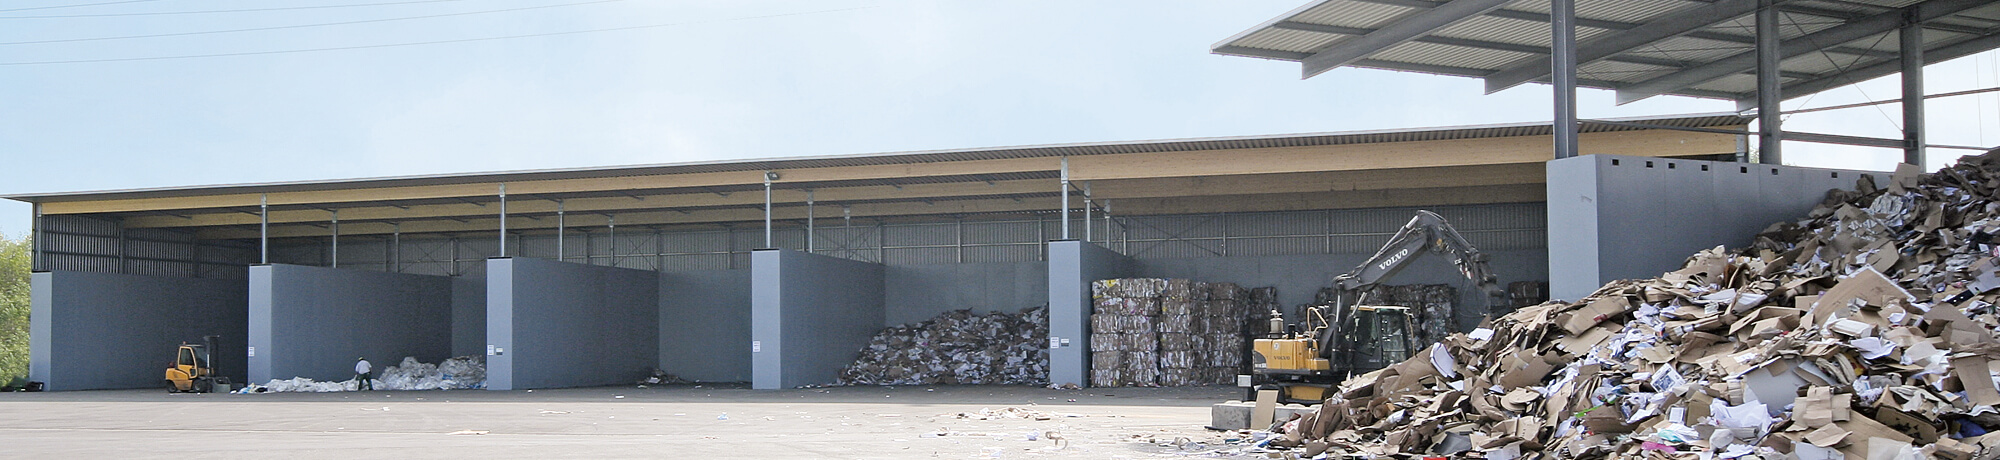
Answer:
0, 0, 160, 13
0, 5, 876, 66
0, 0, 623, 46
0, 0, 472, 19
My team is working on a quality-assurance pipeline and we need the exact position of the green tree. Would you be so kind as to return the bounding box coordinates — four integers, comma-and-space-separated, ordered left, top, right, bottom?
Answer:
0, 232, 28, 386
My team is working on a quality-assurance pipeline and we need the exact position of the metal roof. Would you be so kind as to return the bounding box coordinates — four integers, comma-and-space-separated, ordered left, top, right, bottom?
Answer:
1213, 0, 2000, 104
3, 112, 1747, 203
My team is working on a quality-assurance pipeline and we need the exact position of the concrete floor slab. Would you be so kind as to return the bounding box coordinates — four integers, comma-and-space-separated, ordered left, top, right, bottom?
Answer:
0, 385, 1243, 458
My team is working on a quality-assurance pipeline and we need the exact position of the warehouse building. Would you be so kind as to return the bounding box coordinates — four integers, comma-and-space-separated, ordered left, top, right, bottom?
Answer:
12, 113, 1884, 391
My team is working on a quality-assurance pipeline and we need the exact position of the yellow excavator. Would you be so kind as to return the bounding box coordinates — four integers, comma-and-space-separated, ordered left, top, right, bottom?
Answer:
165, 335, 229, 393
1251, 211, 1504, 404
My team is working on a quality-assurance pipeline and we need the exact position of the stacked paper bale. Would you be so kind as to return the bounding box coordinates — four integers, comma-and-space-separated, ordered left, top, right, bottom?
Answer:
837, 307, 1049, 386
1090, 278, 1259, 387
1156, 279, 1212, 386
1090, 278, 1164, 387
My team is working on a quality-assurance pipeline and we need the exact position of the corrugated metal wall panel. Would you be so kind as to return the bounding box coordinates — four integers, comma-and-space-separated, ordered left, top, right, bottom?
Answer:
961, 244, 1041, 263
882, 247, 956, 265
883, 223, 956, 247
1228, 236, 1329, 257
961, 221, 1038, 245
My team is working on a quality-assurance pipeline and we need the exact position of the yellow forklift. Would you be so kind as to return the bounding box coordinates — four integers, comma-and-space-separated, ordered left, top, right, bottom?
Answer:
165, 335, 230, 393
1251, 211, 1504, 404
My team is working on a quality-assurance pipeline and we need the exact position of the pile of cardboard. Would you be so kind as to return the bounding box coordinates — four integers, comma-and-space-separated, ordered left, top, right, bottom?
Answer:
837, 307, 1049, 385
1090, 278, 1253, 387
1268, 150, 2000, 459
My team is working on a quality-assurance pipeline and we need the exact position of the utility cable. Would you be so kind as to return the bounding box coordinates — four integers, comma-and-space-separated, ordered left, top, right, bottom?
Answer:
0, 0, 468, 19
0, 5, 875, 66
0, 0, 622, 46
0, 0, 160, 13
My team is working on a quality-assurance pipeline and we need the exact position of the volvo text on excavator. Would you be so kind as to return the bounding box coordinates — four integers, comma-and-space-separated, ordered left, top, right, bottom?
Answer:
1251, 210, 1506, 404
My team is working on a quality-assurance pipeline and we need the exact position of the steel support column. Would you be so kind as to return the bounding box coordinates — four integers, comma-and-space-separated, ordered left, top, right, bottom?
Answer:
330, 209, 339, 268
259, 195, 269, 264
763, 172, 774, 248
1060, 157, 1071, 239
607, 215, 617, 267
1757, 0, 1784, 165
806, 190, 815, 253
392, 223, 402, 273
1551, 0, 1580, 159
1083, 182, 1092, 242
29, 203, 41, 271
1902, 15, 1926, 167
557, 199, 566, 261
498, 184, 509, 257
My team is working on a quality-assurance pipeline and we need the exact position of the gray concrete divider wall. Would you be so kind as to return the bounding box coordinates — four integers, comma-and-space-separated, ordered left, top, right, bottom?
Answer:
1548, 155, 1886, 301
1047, 240, 1134, 387
247, 264, 453, 383
451, 277, 486, 358
751, 249, 886, 389
884, 261, 1048, 325
660, 268, 751, 382
485, 257, 659, 390
29, 270, 248, 391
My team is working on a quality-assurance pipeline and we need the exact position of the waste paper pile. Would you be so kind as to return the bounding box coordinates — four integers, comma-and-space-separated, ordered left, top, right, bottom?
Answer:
1090, 278, 1254, 387
239, 356, 485, 393
1255, 151, 2000, 459
837, 307, 1049, 385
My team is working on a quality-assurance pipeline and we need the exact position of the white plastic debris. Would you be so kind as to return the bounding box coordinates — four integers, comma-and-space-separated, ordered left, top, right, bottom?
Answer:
240, 355, 485, 393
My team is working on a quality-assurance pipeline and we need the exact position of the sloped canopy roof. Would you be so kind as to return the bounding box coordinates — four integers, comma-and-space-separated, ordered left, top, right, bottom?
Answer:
1214, 0, 2000, 104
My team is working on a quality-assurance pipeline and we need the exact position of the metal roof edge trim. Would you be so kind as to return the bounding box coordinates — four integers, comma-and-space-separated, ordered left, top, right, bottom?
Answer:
3, 112, 1747, 203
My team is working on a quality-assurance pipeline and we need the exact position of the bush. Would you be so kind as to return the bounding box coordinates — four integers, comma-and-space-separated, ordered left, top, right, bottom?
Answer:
0, 232, 30, 386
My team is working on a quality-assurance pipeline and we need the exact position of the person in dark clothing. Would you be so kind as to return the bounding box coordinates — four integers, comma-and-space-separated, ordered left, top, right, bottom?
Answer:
355, 357, 374, 391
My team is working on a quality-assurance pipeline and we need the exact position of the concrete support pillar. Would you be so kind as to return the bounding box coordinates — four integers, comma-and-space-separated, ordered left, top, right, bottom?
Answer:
1551, 0, 1579, 159
1046, 241, 1133, 387
1901, 16, 1927, 168
1756, 0, 1784, 164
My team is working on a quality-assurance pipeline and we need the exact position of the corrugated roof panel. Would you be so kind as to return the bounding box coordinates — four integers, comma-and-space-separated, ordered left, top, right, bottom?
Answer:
1621, 36, 1751, 64
1231, 27, 1342, 55
1432, 15, 1556, 47
1216, 0, 2000, 102
1289, 0, 1422, 29
1373, 41, 1537, 70
1689, 73, 1760, 96
1780, 44, 1880, 76
1579, 60, 1672, 83
1496, 0, 1689, 25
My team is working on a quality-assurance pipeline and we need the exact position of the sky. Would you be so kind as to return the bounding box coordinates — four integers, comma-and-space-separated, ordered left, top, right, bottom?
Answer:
1, 0, 1997, 238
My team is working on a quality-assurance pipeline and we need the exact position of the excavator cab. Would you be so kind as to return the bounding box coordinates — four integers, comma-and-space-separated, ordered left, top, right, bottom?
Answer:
1251, 210, 1504, 405
165, 335, 226, 393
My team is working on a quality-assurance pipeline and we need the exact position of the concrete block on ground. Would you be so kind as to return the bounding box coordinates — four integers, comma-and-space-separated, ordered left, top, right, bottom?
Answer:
1210, 401, 1318, 430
